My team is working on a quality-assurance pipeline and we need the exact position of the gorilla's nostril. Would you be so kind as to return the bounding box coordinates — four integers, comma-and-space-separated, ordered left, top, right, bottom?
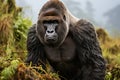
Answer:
47, 30, 54, 33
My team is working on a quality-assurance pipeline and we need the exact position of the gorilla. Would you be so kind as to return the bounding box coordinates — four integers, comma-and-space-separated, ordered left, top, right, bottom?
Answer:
26, 0, 106, 80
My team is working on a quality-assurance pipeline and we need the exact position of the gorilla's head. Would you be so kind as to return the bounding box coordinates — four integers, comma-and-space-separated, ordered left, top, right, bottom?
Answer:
36, 0, 69, 47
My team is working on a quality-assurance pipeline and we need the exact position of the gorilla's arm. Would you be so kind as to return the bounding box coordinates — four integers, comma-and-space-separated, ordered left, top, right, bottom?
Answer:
71, 19, 106, 80
26, 24, 46, 67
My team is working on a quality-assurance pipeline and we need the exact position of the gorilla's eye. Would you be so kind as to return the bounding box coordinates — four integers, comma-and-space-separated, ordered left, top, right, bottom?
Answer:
63, 15, 66, 21
43, 20, 59, 24
43, 20, 59, 30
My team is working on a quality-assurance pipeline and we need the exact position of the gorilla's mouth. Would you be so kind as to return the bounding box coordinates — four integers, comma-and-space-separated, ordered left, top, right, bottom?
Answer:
45, 35, 58, 44
46, 38, 57, 43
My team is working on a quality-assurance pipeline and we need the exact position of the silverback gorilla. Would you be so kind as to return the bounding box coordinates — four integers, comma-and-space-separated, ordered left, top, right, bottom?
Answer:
26, 0, 106, 80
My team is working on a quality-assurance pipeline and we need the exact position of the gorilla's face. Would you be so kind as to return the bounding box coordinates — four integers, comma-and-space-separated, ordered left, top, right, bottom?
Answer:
43, 20, 58, 44
36, 8, 69, 47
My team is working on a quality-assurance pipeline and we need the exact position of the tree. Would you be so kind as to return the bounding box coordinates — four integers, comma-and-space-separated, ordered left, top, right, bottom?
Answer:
85, 1, 95, 21
104, 5, 120, 37
63, 0, 88, 19
86, 1, 94, 18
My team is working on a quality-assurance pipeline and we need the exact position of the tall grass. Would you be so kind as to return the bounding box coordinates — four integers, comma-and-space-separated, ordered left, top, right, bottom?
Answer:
97, 28, 120, 80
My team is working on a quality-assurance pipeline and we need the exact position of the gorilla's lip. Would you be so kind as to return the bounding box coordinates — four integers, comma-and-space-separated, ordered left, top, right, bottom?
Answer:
47, 38, 56, 42
45, 34, 58, 43
45, 37, 58, 44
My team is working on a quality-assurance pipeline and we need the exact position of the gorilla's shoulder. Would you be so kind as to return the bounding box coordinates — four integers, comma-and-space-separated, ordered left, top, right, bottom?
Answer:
29, 24, 36, 31
77, 19, 94, 27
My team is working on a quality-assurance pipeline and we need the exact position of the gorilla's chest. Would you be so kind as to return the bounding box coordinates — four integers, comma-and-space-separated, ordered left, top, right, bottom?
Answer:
44, 37, 76, 62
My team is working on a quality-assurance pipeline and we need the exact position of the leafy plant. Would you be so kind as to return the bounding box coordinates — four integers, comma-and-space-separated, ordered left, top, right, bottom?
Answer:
0, 60, 20, 80
13, 16, 32, 50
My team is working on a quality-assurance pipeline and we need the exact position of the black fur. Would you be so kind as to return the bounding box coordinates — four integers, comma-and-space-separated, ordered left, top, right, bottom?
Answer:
70, 19, 106, 80
26, 24, 46, 68
26, 1, 106, 80
26, 20, 106, 80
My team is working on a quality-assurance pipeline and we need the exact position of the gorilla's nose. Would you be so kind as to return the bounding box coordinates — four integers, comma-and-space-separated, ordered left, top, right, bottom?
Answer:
47, 30, 54, 33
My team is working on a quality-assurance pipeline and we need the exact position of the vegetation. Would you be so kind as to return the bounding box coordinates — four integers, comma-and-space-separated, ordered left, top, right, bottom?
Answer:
96, 28, 120, 80
0, 0, 120, 80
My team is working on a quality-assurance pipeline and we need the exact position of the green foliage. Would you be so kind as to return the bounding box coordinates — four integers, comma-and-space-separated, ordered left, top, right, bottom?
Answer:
103, 49, 120, 65
0, 0, 22, 18
0, 60, 20, 80
13, 16, 32, 50
105, 72, 112, 80
97, 28, 120, 80
105, 65, 120, 80
0, 0, 22, 58
0, 14, 32, 59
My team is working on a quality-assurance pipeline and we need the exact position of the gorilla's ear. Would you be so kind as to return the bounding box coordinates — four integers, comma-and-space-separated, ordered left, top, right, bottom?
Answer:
26, 24, 46, 66
72, 19, 105, 65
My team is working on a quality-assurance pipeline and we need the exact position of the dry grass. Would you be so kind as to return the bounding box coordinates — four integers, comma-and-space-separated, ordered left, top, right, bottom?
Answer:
0, 15, 13, 45
14, 63, 60, 80
96, 28, 120, 80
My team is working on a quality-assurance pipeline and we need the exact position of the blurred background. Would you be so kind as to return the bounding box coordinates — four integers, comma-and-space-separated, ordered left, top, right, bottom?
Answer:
0, 0, 120, 80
